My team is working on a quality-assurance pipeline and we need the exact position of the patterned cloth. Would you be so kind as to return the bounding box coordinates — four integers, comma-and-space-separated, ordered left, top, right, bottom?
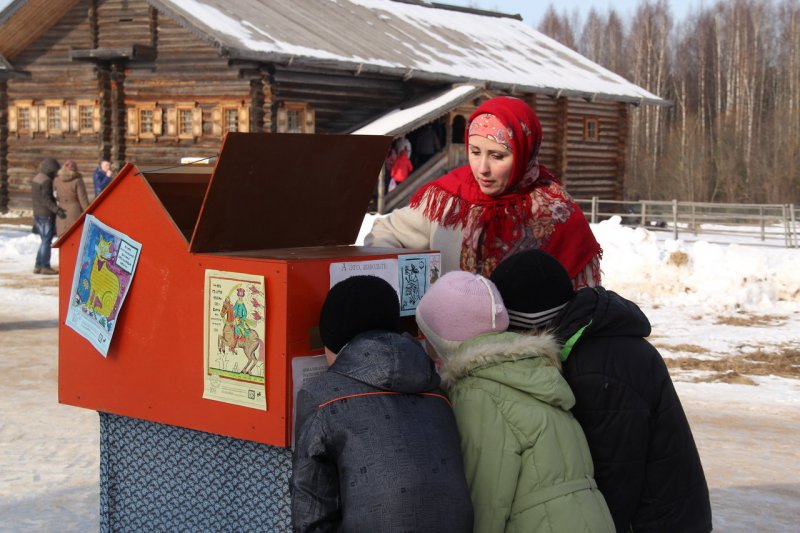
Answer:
99, 413, 291, 532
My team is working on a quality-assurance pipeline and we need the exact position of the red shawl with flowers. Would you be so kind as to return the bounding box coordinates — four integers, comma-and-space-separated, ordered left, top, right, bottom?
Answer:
409, 96, 601, 281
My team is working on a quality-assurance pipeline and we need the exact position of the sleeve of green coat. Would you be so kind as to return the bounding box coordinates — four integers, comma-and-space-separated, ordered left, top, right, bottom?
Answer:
452, 387, 521, 533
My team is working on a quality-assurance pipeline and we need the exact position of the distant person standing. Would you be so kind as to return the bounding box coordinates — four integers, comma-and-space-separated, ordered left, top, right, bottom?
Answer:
54, 160, 90, 236
388, 145, 413, 192
413, 123, 441, 168
92, 160, 113, 197
30, 157, 65, 275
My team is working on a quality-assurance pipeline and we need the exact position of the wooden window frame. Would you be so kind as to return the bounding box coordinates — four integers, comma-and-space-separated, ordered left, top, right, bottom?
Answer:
212, 101, 250, 138
583, 117, 600, 142
75, 100, 100, 134
43, 99, 68, 137
9, 100, 35, 136
127, 103, 163, 141
276, 102, 315, 134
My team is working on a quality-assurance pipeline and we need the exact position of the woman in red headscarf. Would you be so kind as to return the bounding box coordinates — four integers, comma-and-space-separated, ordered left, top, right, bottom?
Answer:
365, 96, 601, 288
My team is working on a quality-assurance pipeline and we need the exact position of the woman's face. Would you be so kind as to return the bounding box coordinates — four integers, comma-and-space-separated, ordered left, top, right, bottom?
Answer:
468, 135, 513, 196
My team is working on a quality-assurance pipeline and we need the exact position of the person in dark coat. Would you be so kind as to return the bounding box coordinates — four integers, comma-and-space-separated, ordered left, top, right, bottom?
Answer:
92, 160, 113, 197
30, 157, 65, 275
291, 275, 473, 533
490, 250, 713, 533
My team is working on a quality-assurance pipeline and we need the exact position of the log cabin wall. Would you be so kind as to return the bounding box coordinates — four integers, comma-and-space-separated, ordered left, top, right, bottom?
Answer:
0, 81, 8, 211
563, 98, 625, 200
120, 11, 251, 169
1, 0, 630, 203
530, 94, 561, 177
269, 66, 442, 134
6, 0, 97, 195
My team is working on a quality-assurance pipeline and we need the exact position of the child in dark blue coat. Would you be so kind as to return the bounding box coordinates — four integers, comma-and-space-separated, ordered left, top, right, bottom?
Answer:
291, 275, 472, 533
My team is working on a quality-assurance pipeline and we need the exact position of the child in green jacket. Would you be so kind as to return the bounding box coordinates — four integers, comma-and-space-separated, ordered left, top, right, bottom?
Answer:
416, 271, 614, 533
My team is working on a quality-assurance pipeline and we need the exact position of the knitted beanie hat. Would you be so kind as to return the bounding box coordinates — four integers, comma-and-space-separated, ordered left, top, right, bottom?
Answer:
319, 275, 400, 354
415, 271, 509, 360
489, 250, 575, 329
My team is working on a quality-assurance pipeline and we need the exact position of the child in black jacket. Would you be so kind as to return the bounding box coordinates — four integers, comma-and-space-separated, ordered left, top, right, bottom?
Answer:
291, 275, 472, 533
491, 250, 712, 533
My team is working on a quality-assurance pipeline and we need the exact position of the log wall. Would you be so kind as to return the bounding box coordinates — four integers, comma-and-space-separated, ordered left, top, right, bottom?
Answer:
1, 0, 628, 202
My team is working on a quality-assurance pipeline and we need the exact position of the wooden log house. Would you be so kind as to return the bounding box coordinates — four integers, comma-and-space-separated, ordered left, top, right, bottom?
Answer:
0, 0, 668, 212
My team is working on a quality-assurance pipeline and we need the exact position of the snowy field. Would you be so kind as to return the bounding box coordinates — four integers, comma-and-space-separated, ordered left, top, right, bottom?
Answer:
1, 212, 799, 532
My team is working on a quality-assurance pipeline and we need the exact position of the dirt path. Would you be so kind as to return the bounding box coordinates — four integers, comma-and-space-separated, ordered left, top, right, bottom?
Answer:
677, 386, 800, 532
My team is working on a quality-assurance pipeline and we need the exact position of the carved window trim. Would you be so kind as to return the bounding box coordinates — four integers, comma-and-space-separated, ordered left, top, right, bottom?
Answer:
43, 99, 68, 137
212, 101, 250, 138
583, 117, 600, 142
9, 100, 35, 136
74, 99, 100, 134
127, 103, 163, 141
276, 102, 315, 134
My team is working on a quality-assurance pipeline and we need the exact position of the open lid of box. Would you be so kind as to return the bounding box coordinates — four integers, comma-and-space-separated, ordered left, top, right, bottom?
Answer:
189, 132, 392, 253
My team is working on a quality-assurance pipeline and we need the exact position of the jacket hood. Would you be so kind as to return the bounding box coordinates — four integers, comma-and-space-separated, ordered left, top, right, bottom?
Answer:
38, 158, 60, 178
555, 287, 651, 357
330, 330, 440, 393
56, 169, 82, 182
439, 331, 574, 410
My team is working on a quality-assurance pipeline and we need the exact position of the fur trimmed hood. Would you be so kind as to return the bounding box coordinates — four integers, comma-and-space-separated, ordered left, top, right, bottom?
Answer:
438, 330, 562, 385
56, 168, 82, 182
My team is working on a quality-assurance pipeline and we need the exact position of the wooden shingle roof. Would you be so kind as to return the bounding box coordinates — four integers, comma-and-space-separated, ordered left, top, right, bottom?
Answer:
0, 0, 668, 105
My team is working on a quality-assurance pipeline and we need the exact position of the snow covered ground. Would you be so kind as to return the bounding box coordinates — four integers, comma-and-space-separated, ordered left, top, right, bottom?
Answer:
1, 212, 799, 532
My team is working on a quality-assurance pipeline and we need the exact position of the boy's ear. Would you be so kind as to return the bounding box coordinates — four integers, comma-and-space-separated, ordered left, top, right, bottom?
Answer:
324, 347, 337, 367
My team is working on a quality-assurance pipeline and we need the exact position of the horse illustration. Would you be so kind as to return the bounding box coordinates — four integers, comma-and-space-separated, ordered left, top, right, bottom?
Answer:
217, 297, 265, 376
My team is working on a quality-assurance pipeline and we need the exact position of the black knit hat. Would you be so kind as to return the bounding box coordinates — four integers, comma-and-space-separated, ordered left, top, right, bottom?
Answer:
490, 250, 575, 329
319, 275, 400, 353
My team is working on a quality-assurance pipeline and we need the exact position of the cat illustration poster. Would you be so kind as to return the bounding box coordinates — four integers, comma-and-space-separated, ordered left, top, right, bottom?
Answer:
65, 215, 142, 357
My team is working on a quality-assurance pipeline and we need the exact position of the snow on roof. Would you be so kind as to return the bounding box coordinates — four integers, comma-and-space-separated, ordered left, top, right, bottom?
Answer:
155, 0, 667, 105
352, 84, 479, 135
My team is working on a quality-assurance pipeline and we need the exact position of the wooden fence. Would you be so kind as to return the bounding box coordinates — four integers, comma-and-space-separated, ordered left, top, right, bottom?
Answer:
575, 198, 799, 248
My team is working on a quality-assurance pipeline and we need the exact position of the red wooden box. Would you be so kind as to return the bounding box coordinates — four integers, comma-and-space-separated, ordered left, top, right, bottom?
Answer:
55, 132, 423, 447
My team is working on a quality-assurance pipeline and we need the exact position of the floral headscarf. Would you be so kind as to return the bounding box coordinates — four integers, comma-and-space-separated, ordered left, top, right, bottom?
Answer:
409, 96, 601, 281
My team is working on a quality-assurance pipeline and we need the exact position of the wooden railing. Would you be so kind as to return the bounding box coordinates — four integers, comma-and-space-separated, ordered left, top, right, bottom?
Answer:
575, 197, 799, 248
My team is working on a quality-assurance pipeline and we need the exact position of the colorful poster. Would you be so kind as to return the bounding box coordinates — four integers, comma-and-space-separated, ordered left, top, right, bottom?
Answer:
398, 255, 427, 315
203, 270, 266, 410
398, 252, 442, 316
65, 215, 142, 357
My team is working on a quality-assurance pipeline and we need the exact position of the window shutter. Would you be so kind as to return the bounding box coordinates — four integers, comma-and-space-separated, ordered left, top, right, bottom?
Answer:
93, 105, 101, 132
166, 108, 177, 136
304, 106, 315, 133
127, 108, 138, 137
37, 106, 46, 133
238, 106, 250, 133
211, 107, 222, 137
277, 106, 288, 132
192, 105, 202, 138
69, 105, 79, 133
8, 107, 16, 133
61, 106, 70, 132
28, 106, 38, 133
153, 107, 163, 136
